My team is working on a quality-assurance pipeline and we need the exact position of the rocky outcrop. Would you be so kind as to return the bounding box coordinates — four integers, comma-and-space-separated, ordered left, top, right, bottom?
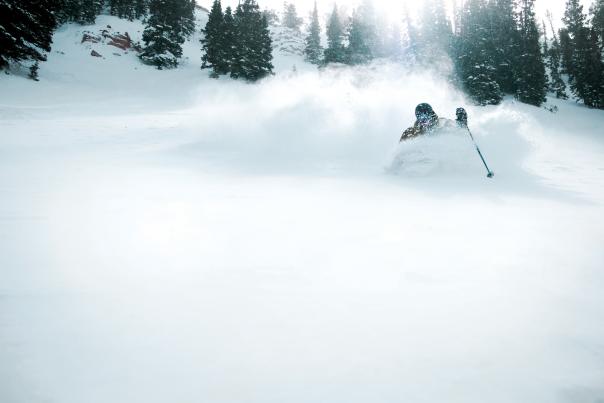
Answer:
81, 28, 141, 54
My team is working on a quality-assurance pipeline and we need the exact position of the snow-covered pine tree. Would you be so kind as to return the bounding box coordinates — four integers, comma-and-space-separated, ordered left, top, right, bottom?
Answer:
562, 0, 587, 80
571, 27, 604, 108
546, 12, 568, 99
140, 0, 187, 69
454, 0, 503, 105
180, 0, 196, 38
590, 0, 604, 51
201, 0, 229, 76
0, 0, 57, 71
56, 0, 81, 24
346, 9, 372, 65
559, 28, 573, 76
80, 0, 104, 24
514, 0, 546, 106
256, 13, 274, 79
355, 0, 378, 58
401, 4, 419, 67
324, 4, 346, 64
282, 2, 303, 32
304, 2, 323, 65
416, 0, 453, 67
222, 6, 236, 71
135, 0, 149, 19
231, 0, 273, 81
488, 0, 520, 95
110, 0, 136, 21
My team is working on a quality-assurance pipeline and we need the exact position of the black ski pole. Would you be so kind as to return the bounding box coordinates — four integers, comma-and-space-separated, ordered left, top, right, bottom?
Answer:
456, 108, 494, 178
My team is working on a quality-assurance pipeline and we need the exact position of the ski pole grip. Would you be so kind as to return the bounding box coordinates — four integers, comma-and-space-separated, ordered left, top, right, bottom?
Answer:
456, 107, 468, 128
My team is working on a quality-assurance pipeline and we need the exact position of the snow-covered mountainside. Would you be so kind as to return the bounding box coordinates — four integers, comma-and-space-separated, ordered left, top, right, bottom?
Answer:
2, 10, 604, 403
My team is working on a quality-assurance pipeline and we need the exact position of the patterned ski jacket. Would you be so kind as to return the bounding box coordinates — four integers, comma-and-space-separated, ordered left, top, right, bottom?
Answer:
400, 117, 456, 142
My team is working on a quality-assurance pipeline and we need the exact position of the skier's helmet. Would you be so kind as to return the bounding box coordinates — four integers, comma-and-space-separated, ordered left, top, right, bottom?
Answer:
415, 103, 437, 128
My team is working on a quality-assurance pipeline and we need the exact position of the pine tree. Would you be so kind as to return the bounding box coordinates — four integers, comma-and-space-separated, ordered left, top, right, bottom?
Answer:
201, 0, 228, 76
282, 2, 303, 31
546, 12, 568, 99
454, 0, 503, 105
562, 0, 586, 81
110, 0, 136, 20
139, 0, 187, 69
401, 4, 419, 66
559, 28, 573, 76
0, 0, 58, 70
346, 9, 372, 65
489, 0, 521, 94
515, 0, 546, 106
230, 0, 273, 81
80, 0, 104, 24
355, 0, 378, 58
417, 0, 453, 67
222, 6, 236, 71
572, 27, 604, 107
304, 2, 323, 65
180, 0, 196, 38
590, 0, 604, 51
324, 4, 346, 64
135, 0, 149, 18
56, 0, 81, 24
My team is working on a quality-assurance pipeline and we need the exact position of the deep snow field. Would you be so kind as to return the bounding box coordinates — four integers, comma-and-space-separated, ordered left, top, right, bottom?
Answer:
2, 13, 604, 403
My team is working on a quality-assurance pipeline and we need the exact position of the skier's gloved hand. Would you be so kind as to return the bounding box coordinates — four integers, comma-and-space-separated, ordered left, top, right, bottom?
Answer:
456, 107, 468, 128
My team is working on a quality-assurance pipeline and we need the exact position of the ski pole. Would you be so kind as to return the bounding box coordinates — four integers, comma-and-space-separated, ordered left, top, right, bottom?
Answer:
456, 108, 494, 179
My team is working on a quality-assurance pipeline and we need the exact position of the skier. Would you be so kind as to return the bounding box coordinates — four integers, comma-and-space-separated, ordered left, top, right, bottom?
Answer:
400, 103, 456, 142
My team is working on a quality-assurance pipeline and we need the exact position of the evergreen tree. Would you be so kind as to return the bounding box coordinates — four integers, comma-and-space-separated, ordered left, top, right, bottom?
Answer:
80, 0, 104, 24
455, 0, 503, 105
515, 0, 546, 106
201, 0, 229, 76
282, 2, 303, 31
488, 0, 520, 94
346, 9, 372, 64
571, 27, 604, 107
180, 0, 196, 38
355, 0, 378, 58
139, 0, 187, 69
401, 4, 419, 66
56, 0, 81, 24
561, 0, 586, 81
563, 0, 586, 38
590, 0, 604, 50
135, 0, 149, 19
222, 6, 236, 70
304, 2, 323, 65
559, 28, 573, 75
0, 0, 58, 70
324, 4, 346, 64
110, 0, 136, 20
231, 0, 273, 81
546, 13, 568, 99
417, 0, 453, 67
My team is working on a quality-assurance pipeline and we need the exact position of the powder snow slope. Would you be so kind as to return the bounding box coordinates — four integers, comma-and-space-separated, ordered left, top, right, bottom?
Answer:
1, 11, 604, 403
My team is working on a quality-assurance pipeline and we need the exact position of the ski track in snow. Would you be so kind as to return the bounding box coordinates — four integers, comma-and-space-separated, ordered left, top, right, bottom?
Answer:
1, 13, 604, 403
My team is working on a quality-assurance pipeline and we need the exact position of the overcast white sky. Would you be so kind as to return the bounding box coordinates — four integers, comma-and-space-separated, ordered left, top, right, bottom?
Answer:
197, 0, 594, 28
